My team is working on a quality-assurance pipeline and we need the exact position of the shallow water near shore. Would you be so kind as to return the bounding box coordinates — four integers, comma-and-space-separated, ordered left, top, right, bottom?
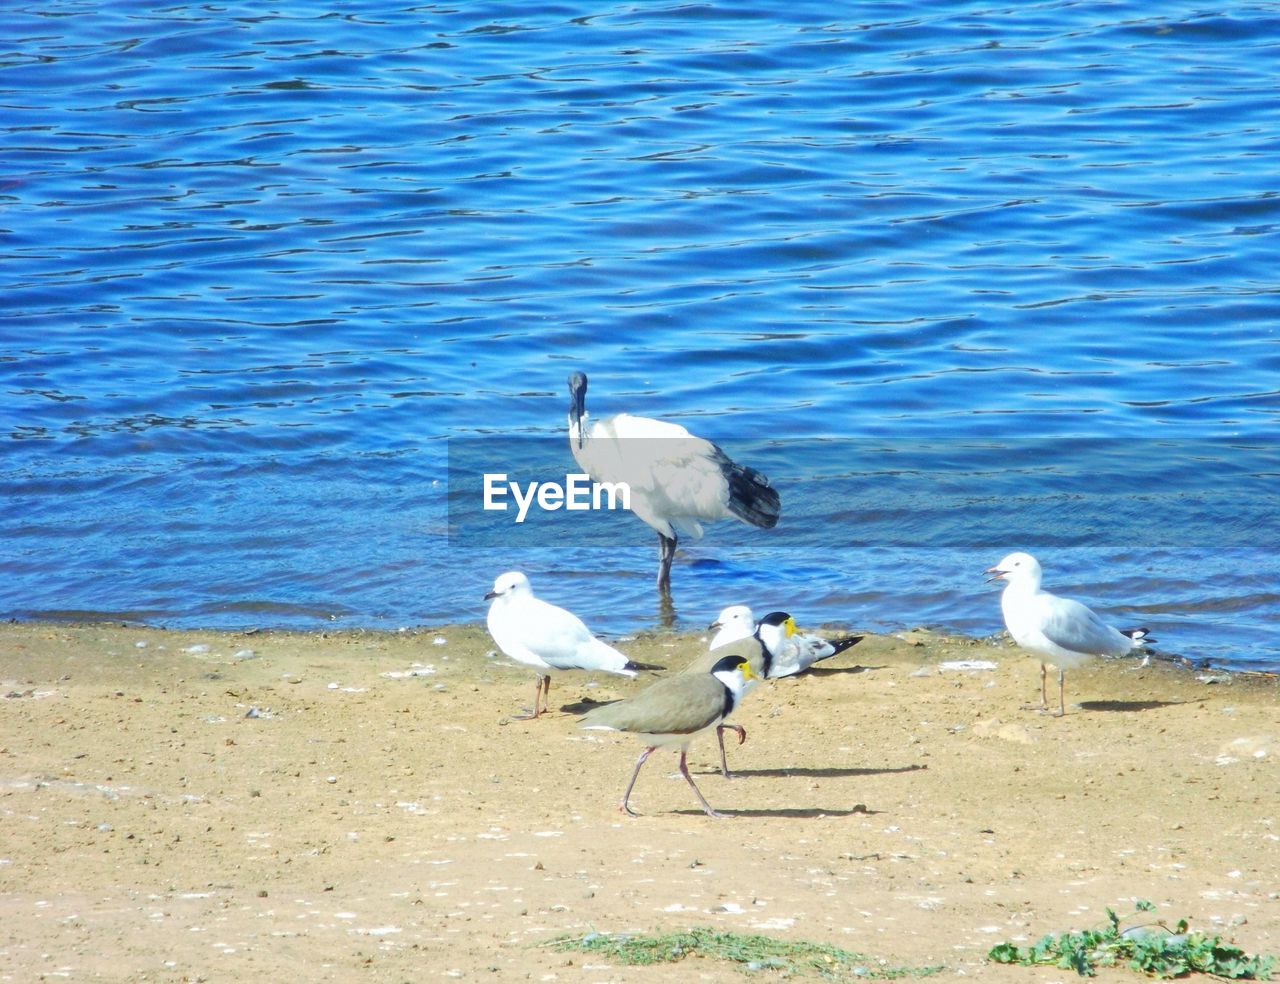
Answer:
2, 2, 1277, 669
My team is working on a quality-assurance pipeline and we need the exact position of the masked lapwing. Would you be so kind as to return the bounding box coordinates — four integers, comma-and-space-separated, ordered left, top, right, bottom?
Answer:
675, 611, 794, 778
710, 604, 863, 677
580, 653, 757, 818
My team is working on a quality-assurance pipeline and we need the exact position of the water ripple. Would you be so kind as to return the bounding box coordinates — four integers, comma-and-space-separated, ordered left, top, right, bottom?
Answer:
1, 0, 1277, 668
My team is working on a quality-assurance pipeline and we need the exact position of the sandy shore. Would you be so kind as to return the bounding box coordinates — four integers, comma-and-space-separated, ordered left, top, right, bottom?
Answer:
1, 619, 1276, 982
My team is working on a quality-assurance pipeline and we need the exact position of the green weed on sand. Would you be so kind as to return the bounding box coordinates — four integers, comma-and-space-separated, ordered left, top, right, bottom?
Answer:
546, 926, 943, 979
989, 900, 1275, 979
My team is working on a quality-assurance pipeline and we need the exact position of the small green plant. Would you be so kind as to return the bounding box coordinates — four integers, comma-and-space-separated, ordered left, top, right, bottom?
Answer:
547, 926, 942, 979
989, 900, 1275, 979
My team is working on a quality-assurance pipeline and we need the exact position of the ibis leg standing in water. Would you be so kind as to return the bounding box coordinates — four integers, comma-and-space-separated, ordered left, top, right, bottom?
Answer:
566, 371, 781, 593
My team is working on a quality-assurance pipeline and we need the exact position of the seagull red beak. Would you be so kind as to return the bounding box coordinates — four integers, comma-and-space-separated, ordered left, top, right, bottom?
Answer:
984, 566, 1007, 584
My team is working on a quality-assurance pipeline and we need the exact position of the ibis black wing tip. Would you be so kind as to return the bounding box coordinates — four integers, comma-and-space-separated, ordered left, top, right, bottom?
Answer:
724, 463, 782, 529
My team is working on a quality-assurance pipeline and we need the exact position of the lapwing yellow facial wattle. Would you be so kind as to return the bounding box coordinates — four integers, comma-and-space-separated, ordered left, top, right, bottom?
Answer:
484, 571, 663, 720
579, 654, 757, 818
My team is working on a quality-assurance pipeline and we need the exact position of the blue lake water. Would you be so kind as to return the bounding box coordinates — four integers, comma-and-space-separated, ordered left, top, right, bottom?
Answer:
2, 2, 1277, 671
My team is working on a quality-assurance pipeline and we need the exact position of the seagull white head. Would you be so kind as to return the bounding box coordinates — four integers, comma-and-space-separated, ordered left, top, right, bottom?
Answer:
985, 551, 1042, 588
567, 371, 589, 450
709, 604, 754, 634
484, 570, 533, 603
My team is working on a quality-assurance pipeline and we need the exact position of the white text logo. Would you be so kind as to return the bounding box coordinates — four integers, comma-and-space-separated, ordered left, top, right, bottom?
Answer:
483, 473, 630, 523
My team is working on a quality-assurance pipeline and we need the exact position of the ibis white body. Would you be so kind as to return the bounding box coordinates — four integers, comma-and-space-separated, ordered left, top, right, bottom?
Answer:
566, 371, 780, 591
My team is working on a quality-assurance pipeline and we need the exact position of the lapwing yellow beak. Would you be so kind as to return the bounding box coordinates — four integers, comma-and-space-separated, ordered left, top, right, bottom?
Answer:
785, 616, 797, 638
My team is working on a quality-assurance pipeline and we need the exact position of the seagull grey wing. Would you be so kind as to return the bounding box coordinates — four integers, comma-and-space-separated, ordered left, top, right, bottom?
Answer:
1035, 595, 1131, 657
516, 598, 608, 670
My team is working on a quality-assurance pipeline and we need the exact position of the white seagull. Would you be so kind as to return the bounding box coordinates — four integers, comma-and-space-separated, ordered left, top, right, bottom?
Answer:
566, 371, 781, 592
985, 551, 1154, 716
484, 571, 663, 719
709, 604, 863, 678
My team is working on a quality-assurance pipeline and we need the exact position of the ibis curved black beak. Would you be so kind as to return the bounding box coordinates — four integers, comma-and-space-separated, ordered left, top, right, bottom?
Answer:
567, 371, 587, 450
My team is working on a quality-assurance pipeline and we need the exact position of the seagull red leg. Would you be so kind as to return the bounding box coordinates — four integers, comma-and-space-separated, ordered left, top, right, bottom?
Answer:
1022, 662, 1051, 713
512, 674, 545, 720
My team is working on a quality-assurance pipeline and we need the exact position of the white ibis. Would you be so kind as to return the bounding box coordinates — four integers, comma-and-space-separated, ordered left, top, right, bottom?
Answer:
566, 371, 780, 592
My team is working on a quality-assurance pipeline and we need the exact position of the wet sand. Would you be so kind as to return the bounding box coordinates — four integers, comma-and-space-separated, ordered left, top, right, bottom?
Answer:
1, 620, 1276, 982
